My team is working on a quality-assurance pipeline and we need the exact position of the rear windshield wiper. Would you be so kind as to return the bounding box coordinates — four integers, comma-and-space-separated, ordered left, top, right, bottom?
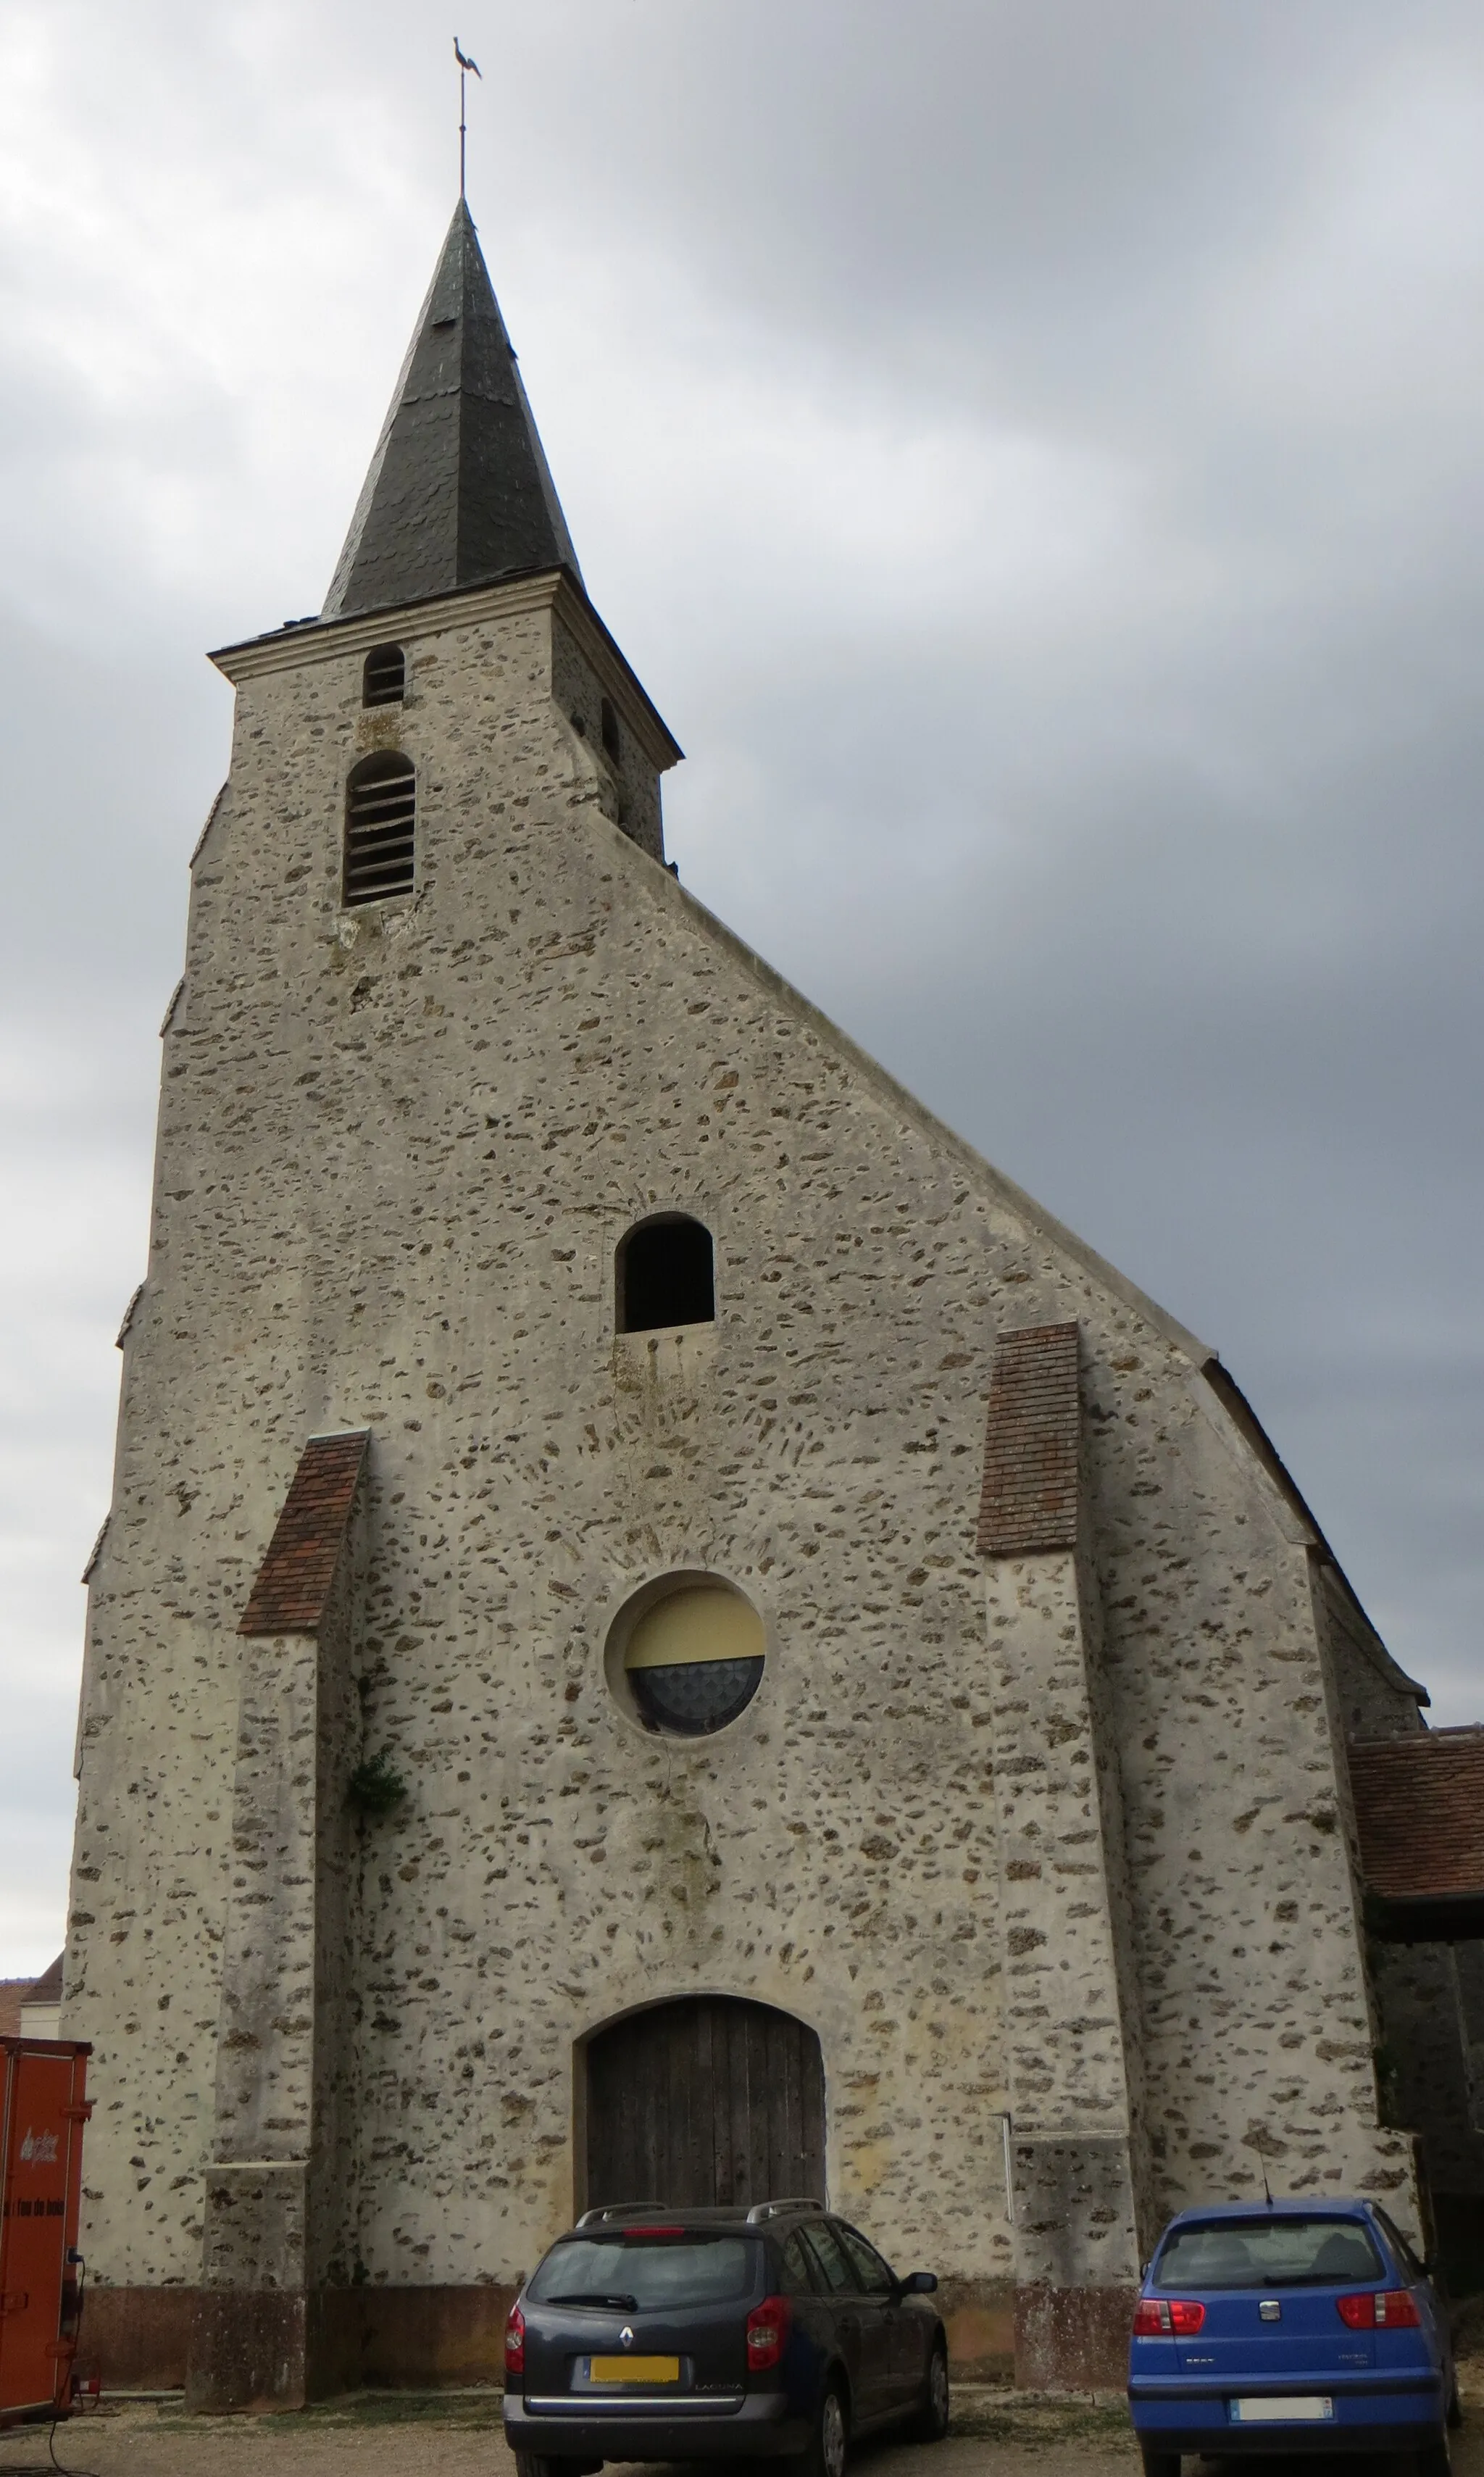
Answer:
544, 2291, 640, 2308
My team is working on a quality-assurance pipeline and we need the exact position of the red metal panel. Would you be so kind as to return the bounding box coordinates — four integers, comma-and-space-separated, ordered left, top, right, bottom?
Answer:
0, 2041, 91, 2427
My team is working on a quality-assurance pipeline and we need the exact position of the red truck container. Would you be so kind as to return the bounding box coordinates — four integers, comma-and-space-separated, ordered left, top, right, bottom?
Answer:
0, 2039, 91, 2429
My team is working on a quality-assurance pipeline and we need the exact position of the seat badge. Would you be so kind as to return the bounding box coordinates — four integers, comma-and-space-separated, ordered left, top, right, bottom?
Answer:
620, 2326, 634, 2349
1259, 2299, 1281, 2322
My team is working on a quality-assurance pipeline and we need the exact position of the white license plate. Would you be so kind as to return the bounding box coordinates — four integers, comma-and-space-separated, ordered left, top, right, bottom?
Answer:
1231, 2398, 1333, 2424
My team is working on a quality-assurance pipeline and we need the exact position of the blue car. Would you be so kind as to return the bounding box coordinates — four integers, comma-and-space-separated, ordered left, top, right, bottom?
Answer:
1127, 2199, 1460, 2476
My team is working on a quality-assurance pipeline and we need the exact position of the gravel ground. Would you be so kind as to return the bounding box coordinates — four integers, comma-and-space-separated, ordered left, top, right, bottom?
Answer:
1, 2369, 1480, 2477
0, 2390, 1136, 2477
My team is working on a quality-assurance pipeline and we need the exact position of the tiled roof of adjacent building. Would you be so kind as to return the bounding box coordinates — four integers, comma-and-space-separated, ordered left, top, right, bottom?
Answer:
239, 1430, 370, 1636
1349, 1728, 1484, 1902
1, 1952, 63, 2036
23, 1953, 64, 2008
977, 1321, 1081, 1557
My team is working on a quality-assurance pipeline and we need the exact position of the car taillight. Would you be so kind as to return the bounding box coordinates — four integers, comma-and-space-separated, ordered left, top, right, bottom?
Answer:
504, 2301, 525, 2376
1133, 2299, 1206, 2336
1337, 2290, 1422, 2329
746, 2294, 792, 2371
1379, 2291, 1422, 2328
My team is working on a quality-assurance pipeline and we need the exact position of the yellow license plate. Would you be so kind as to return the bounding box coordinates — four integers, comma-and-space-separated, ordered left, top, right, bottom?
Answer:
588, 2355, 680, 2385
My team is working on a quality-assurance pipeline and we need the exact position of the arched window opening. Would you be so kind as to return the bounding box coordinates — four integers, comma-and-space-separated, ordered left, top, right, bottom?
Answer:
343, 753, 416, 907
617, 1215, 714, 1333
362, 644, 405, 707
601, 696, 621, 763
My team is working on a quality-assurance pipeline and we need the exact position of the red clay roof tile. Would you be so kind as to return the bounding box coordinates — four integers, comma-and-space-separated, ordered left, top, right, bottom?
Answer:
1349, 1730, 1484, 1902
977, 1321, 1080, 1557
239, 1430, 370, 1636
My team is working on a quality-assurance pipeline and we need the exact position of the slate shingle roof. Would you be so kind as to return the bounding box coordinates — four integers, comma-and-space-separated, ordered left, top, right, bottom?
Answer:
321, 200, 580, 622
977, 1321, 1081, 1557
1349, 1729, 1484, 1902
239, 1431, 370, 1636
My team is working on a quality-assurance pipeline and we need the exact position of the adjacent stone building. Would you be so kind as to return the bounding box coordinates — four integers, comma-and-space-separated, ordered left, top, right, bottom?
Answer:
63, 199, 1484, 2408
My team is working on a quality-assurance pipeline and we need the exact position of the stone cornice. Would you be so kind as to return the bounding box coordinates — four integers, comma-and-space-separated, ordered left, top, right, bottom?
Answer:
208, 570, 683, 772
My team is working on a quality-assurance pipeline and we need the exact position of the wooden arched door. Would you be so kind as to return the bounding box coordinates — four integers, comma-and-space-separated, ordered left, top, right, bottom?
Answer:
584, 1996, 825, 2210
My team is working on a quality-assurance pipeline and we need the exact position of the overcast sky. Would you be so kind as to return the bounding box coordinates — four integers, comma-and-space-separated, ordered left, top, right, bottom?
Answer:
2, 0, 1482, 1973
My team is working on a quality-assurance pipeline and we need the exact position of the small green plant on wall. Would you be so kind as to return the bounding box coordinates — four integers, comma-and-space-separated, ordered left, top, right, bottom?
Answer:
347, 1749, 409, 1818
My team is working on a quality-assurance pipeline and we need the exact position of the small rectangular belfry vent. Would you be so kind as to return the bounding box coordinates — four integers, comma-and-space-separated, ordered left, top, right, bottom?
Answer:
343, 754, 416, 907
362, 643, 405, 707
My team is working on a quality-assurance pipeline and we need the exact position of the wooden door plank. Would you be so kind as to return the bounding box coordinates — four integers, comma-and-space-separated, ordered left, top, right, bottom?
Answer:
584, 1997, 825, 2219
801, 2019, 826, 2200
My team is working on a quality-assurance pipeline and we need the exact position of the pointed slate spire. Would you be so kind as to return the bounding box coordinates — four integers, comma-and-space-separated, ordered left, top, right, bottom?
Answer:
322, 201, 581, 621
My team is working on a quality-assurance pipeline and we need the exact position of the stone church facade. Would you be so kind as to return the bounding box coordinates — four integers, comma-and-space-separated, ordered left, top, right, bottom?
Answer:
62, 201, 1483, 2408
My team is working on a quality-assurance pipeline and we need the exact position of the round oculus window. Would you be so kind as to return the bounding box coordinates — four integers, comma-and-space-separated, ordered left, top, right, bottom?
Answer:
622, 1584, 765, 1737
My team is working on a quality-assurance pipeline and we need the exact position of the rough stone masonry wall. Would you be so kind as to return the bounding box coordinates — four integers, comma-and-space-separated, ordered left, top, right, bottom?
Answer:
67, 580, 1415, 2370
1091, 1375, 1417, 2232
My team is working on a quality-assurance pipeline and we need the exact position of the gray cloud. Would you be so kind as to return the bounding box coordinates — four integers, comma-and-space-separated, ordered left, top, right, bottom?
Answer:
1, 0, 1481, 1967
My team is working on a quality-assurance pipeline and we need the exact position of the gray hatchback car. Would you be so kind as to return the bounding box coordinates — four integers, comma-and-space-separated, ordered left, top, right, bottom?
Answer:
503, 2199, 950, 2476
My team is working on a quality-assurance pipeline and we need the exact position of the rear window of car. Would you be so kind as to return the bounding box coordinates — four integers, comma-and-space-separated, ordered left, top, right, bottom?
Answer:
528, 2234, 759, 2310
1372, 2208, 1425, 2281
1154, 2218, 1385, 2291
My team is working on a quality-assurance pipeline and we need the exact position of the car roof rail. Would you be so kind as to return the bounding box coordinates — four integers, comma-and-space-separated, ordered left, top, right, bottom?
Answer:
745, 2197, 828, 2223
574, 2202, 667, 2228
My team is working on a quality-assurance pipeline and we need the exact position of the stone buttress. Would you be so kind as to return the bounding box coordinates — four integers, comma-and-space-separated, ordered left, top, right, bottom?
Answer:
979, 1323, 1151, 2384
188, 1431, 367, 2409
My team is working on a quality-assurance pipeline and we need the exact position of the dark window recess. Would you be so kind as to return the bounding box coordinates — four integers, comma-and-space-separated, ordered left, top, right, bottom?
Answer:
617, 1215, 714, 1332
362, 644, 406, 707
343, 754, 416, 907
601, 696, 621, 762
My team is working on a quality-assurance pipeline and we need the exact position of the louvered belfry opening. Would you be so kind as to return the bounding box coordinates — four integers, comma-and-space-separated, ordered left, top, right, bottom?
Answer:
362, 643, 406, 707
343, 753, 416, 907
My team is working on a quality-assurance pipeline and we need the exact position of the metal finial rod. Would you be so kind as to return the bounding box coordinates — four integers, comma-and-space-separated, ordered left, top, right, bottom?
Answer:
454, 38, 482, 199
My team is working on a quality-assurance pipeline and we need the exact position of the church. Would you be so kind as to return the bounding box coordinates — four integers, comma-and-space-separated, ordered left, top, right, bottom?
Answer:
62, 199, 1484, 2411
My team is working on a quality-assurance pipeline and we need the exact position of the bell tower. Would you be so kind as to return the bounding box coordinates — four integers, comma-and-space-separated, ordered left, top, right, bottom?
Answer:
66, 201, 680, 2408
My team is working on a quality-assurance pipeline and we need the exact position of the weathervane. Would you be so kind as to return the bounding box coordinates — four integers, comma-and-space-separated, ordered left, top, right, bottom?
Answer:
454, 37, 482, 199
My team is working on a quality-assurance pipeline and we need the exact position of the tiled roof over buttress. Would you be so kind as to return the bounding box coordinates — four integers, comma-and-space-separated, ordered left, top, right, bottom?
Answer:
238, 1430, 370, 1636
976, 1321, 1081, 1557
